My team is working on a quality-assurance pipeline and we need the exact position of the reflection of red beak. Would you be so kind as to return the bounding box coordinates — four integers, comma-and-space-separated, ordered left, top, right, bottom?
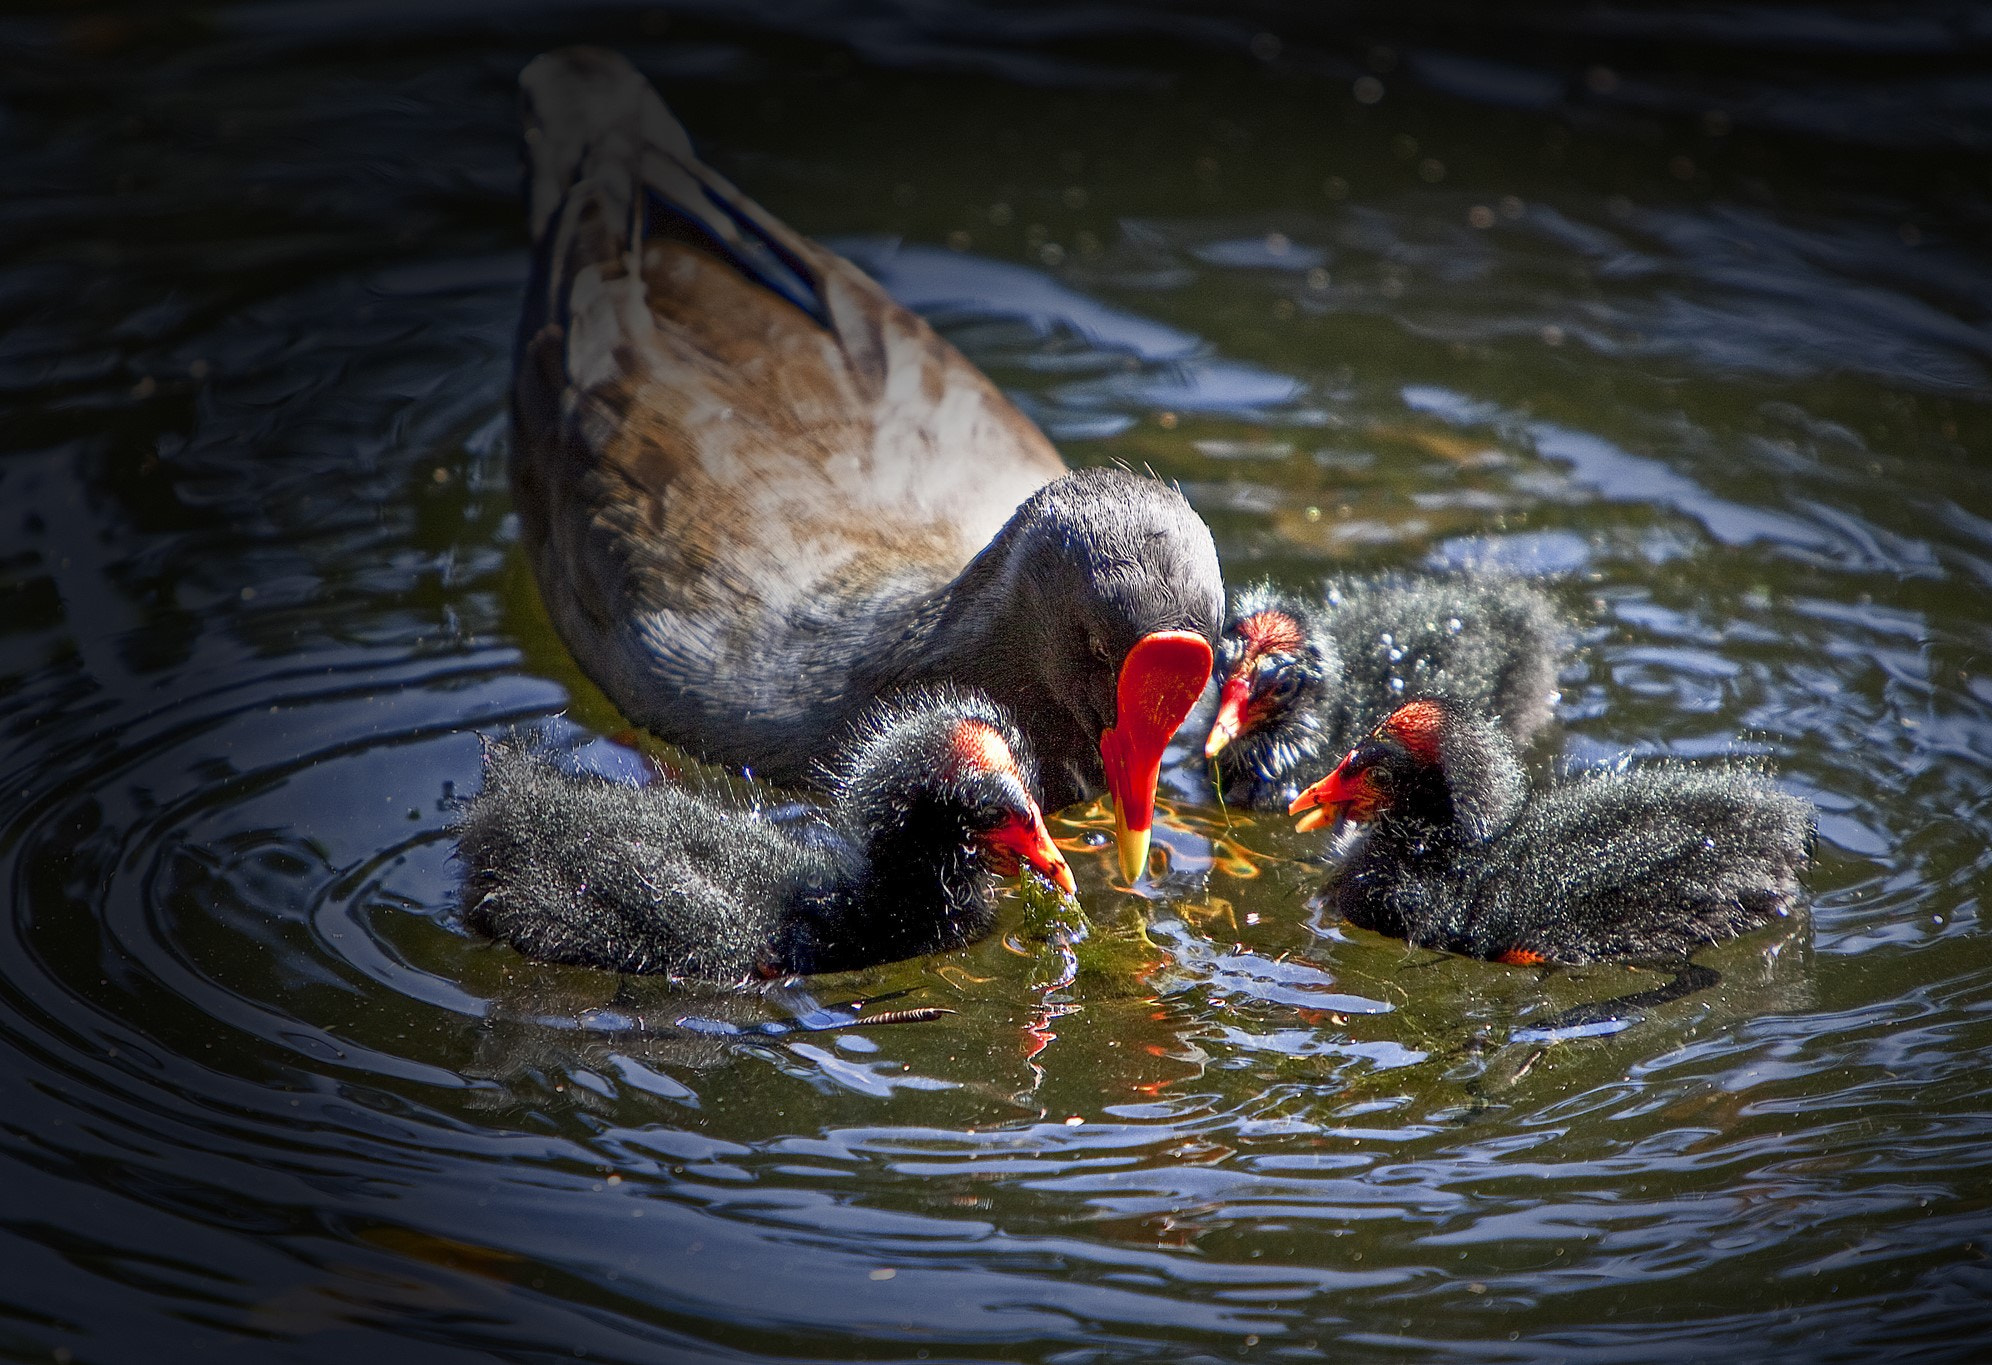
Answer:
1288, 755, 1368, 833
1203, 673, 1252, 758
983, 808, 1078, 895
1099, 629, 1215, 885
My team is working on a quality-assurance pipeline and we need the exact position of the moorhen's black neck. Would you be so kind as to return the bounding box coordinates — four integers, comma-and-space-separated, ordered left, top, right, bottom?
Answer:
852, 467, 1224, 812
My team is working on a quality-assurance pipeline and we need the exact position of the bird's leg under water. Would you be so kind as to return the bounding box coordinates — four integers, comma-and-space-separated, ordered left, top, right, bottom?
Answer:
676, 983, 955, 1036
1517, 962, 1723, 1039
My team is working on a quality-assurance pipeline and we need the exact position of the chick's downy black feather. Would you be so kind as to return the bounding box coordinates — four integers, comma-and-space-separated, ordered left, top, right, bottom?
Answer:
1303, 697, 1814, 964
456, 688, 1063, 982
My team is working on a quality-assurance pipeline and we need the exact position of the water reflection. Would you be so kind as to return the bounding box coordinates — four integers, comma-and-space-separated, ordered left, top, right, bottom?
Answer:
5, 2, 1992, 1359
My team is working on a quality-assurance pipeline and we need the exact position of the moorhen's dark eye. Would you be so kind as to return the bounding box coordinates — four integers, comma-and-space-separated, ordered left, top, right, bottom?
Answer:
1266, 667, 1303, 701
1088, 634, 1113, 666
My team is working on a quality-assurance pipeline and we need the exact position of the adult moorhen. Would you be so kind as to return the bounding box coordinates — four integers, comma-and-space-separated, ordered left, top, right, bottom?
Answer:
512, 48, 1221, 882
1287, 697, 1813, 964
458, 688, 1076, 982
1204, 574, 1565, 809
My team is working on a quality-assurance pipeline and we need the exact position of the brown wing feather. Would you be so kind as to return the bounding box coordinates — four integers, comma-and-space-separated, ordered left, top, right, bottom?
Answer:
511, 48, 1065, 766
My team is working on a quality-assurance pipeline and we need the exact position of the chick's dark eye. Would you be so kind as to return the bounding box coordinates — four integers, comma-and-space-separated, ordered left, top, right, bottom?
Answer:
1267, 667, 1303, 700
1088, 634, 1113, 666
1368, 766, 1395, 792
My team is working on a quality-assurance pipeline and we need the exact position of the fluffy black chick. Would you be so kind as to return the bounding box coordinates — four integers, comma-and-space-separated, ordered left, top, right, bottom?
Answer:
456, 688, 1075, 983
1205, 574, 1566, 810
1288, 696, 1814, 964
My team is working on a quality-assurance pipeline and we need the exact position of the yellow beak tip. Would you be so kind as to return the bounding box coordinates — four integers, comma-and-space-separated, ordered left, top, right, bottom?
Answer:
1113, 821, 1152, 886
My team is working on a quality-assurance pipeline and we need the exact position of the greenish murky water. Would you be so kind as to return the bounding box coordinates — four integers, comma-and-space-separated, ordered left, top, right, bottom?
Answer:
5, 4, 1990, 1360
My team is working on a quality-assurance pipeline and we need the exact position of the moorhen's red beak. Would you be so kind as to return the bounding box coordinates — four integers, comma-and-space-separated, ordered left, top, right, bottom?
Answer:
1289, 756, 1364, 833
984, 808, 1079, 896
1203, 673, 1252, 759
1099, 629, 1215, 885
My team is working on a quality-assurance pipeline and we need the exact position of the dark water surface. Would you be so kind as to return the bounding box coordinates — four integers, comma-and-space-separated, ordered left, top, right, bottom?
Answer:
5, 3, 1992, 1360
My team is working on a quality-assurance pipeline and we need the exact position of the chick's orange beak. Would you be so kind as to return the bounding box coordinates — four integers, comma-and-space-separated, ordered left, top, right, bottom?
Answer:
984, 807, 1078, 896
1288, 756, 1365, 833
1099, 629, 1215, 885
1204, 673, 1252, 758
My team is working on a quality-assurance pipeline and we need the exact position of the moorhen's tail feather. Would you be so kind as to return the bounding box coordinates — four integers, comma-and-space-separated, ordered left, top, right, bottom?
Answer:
519, 47, 687, 246
519, 47, 826, 326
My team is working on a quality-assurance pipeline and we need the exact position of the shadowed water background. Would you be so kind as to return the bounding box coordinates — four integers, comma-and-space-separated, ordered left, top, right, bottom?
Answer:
4, 3, 1991, 1360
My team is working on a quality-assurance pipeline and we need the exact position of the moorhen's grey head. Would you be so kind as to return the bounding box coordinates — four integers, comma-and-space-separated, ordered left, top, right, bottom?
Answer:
831, 688, 1076, 895
1289, 696, 1525, 845
954, 467, 1223, 883
1203, 582, 1337, 773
